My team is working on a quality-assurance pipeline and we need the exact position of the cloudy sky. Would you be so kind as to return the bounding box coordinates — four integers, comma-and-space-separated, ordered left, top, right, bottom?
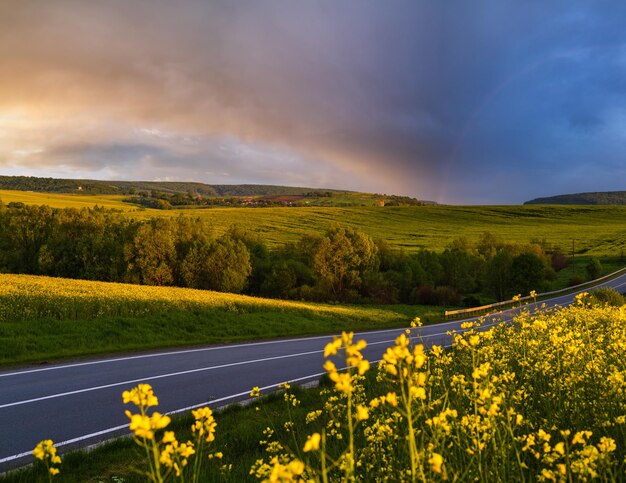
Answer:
1, 1, 626, 204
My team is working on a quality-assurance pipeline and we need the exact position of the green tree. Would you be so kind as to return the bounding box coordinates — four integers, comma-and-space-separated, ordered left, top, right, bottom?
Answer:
126, 219, 177, 285
182, 235, 251, 293
416, 250, 443, 287
476, 232, 504, 259
439, 248, 478, 294
260, 261, 298, 299
511, 252, 545, 295
484, 249, 514, 301
586, 258, 602, 280
6, 205, 53, 273
312, 227, 377, 300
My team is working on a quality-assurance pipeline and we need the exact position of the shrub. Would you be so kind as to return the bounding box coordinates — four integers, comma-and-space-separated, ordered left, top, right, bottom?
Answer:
568, 275, 585, 287
584, 287, 625, 307
586, 258, 603, 281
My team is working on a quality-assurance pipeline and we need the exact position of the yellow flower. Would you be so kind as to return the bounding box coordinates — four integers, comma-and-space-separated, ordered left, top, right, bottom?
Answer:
324, 338, 342, 357
33, 440, 50, 461
410, 386, 426, 400
33, 440, 62, 476
162, 431, 176, 444
122, 383, 159, 408
598, 437, 616, 453
303, 432, 321, 452
385, 392, 398, 407
356, 405, 369, 421
192, 406, 217, 442
428, 453, 444, 474
150, 412, 171, 430
127, 413, 154, 440
265, 456, 305, 481
572, 431, 592, 445
356, 359, 370, 375
250, 386, 261, 398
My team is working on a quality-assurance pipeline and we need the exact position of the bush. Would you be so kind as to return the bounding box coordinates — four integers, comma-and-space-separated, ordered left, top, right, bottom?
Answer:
584, 287, 625, 307
568, 275, 585, 287
462, 295, 482, 308
434, 285, 461, 307
411, 284, 437, 305
550, 251, 569, 272
586, 258, 602, 280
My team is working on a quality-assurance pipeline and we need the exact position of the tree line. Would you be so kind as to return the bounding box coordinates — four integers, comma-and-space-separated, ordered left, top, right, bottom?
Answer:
0, 202, 599, 306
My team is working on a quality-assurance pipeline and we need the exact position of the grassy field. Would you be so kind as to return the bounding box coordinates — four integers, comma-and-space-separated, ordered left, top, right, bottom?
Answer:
0, 189, 134, 211
0, 273, 441, 367
2, 189, 626, 256
4, 302, 625, 482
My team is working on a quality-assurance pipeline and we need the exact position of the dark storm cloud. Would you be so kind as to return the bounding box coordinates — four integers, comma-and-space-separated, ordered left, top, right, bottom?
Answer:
1, 1, 626, 202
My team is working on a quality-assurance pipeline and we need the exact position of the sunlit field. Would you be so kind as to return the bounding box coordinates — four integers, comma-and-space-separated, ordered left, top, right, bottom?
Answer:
0, 273, 438, 366
8, 300, 626, 482
0, 189, 134, 211
2, 189, 626, 256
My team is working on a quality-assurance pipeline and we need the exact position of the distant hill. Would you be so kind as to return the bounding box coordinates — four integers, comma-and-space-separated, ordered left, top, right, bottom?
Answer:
0, 175, 344, 196
0, 175, 427, 207
525, 191, 626, 205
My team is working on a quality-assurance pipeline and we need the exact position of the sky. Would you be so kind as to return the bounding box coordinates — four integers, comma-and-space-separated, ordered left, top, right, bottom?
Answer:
1, 1, 626, 204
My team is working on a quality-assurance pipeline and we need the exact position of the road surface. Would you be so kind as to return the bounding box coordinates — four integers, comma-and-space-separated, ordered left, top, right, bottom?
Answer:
2, 272, 626, 472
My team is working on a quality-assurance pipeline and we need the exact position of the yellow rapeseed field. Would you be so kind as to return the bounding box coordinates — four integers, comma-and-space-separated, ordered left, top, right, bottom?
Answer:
0, 273, 409, 323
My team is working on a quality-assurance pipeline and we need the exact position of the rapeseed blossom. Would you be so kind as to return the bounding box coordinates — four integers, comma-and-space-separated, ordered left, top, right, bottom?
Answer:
33, 439, 61, 479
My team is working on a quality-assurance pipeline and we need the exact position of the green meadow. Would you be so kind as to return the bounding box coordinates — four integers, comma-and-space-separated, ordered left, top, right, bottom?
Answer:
2, 189, 626, 256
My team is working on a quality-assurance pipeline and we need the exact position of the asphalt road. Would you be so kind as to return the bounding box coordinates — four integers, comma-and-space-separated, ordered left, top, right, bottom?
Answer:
2, 272, 626, 472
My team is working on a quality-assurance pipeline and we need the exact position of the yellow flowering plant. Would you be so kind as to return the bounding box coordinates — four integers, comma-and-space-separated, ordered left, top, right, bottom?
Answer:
31, 303, 626, 481
32, 439, 62, 481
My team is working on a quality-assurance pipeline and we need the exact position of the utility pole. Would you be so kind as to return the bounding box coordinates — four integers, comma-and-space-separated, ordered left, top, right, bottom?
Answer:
572, 239, 576, 273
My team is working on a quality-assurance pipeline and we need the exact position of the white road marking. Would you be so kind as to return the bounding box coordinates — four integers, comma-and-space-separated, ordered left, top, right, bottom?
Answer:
3, 276, 624, 379
0, 320, 466, 378
2, 277, 624, 466
0, 371, 327, 465
0, 291, 597, 410
0, 345, 463, 466
0, 328, 463, 410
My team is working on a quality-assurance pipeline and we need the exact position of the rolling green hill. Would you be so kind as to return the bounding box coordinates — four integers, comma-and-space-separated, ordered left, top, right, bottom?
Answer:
0, 175, 425, 208
2, 189, 626, 257
0, 175, 354, 197
525, 190, 626, 205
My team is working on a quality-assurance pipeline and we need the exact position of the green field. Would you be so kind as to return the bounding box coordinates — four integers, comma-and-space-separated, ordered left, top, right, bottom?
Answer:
2, 189, 626, 256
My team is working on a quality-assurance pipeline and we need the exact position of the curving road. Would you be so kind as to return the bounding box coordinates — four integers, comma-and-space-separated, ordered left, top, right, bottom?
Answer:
2, 272, 626, 472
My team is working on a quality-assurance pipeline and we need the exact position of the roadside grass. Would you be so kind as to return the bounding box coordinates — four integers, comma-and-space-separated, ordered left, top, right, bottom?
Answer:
0, 274, 440, 367
3, 189, 626, 256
